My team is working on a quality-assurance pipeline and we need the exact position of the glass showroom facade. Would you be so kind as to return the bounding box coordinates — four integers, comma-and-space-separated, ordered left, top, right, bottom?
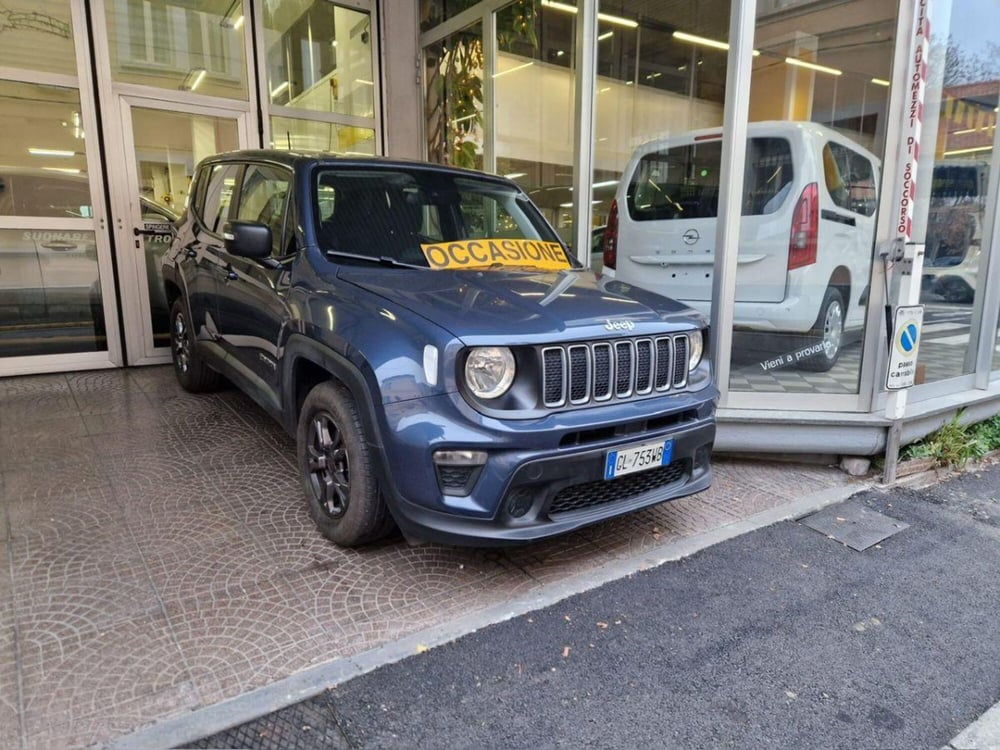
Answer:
1, 0, 999, 456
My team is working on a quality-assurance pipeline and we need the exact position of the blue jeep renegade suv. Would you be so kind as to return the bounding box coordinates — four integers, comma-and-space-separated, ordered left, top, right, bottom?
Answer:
162, 151, 717, 547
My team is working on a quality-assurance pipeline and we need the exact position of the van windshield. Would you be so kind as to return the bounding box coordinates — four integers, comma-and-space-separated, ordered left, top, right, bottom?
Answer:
314, 167, 570, 270
627, 137, 793, 221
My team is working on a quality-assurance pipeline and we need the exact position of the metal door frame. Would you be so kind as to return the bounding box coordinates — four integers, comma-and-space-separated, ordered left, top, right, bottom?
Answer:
111, 95, 251, 364
0, 2, 123, 377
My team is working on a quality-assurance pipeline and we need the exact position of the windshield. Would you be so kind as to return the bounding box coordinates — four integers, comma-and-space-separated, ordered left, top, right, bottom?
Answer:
313, 167, 571, 269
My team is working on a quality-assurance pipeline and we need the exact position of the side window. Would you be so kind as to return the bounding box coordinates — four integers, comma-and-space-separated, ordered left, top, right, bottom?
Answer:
743, 138, 793, 215
824, 142, 877, 217
235, 164, 291, 255
199, 163, 241, 235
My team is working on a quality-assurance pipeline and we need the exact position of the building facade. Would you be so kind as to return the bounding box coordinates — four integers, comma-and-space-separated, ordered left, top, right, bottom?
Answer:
1, 0, 998, 458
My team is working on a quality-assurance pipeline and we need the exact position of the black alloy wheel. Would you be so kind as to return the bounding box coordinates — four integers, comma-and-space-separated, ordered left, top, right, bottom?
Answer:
306, 411, 352, 519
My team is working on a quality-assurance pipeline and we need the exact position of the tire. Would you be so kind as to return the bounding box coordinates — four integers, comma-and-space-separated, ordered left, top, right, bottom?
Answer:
169, 298, 223, 392
297, 381, 395, 547
796, 287, 844, 372
941, 278, 974, 305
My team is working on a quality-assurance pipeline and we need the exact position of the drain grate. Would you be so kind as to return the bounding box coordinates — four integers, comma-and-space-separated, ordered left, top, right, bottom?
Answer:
184, 691, 349, 750
799, 502, 910, 551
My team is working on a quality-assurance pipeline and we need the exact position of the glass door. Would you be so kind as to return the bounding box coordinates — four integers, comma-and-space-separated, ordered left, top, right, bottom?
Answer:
112, 97, 245, 364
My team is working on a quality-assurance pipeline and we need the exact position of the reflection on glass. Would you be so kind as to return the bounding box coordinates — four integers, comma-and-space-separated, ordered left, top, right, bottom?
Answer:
0, 81, 90, 217
129, 108, 238, 346
0, 0, 77, 77
263, 1, 374, 118
270, 116, 375, 156
591, 1, 727, 274
103, 0, 247, 100
0, 229, 105, 356
425, 21, 484, 170
721, 0, 898, 395
494, 2, 578, 246
916, 0, 999, 383
420, 0, 480, 32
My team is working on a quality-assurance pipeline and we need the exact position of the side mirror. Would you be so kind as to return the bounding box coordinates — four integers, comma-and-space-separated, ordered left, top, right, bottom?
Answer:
223, 220, 272, 259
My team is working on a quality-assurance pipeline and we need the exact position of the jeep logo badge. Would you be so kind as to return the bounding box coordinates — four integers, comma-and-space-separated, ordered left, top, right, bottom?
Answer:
605, 319, 635, 332
682, 228, 700, 245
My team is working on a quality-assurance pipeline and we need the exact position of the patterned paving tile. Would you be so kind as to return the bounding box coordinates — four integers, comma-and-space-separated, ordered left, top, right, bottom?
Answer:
500, 532, 608, 585
8, 502, 142, 592
0, 542, 11, 599
19, 613, 192, 729
0, 392, 81, 427
0, 365, 862, 748
5, 484, 122, 541
144, 530, 281, 605
164, 580, 333, 707
0, 602, 19, 713
65, 369, 139, 395
125, 365, 182, 394
0, 373, 68, 397
0, 465, 108, 503
124, 493, 245, 558
0, 432, 98, 474
0, 705, 18, 750
15, 562, 161, 665
82, 405, 171, 437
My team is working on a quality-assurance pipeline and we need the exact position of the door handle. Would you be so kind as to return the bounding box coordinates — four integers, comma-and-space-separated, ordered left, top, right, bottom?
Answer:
134, 227, 174, 237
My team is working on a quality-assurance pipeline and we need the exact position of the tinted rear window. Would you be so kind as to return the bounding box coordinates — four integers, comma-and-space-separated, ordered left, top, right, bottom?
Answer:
626, 137, 793, 221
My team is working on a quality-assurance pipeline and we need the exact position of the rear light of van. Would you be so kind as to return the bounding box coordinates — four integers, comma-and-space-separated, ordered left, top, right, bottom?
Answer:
788, 182, 818, 270
602, 198, 619, 270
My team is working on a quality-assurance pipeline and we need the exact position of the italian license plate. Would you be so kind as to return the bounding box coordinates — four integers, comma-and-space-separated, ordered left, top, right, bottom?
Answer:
604, 439, 673, 480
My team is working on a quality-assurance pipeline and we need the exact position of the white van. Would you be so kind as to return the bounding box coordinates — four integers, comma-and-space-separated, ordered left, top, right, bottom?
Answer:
601, 121, 880, 371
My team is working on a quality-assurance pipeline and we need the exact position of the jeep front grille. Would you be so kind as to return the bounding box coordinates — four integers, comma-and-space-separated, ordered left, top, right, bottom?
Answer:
540, 335, 690, 409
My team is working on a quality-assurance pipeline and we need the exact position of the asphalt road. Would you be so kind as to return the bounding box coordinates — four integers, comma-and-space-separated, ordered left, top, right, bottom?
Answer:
190, 465, 1000, 750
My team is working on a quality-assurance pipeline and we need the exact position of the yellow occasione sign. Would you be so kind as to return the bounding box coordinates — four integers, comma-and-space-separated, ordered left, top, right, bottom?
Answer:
420, 238, 571, 271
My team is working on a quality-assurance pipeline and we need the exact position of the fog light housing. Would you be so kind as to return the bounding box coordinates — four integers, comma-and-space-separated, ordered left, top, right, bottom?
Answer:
433, 450, 487, 496
506, 487, 535, 519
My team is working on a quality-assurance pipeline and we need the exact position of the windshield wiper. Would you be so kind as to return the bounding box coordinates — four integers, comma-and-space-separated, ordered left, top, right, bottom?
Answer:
324, 250, 426, 269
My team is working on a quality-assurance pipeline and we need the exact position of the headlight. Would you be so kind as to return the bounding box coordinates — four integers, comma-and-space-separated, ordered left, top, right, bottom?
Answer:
465, 346, 516, 399
687, 330, 705, 371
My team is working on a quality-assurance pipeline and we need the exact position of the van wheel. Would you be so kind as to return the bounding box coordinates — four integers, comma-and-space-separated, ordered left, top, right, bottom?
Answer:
170, 298, 223, 392
297, 381, 394, 547
941, 278, 974, 304
797, 287, 844, 372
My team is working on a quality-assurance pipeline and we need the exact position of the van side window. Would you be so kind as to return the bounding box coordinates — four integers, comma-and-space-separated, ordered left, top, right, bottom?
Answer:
198, 163, 241, 235
235, 164, 291, 256
823, 142, 877, 217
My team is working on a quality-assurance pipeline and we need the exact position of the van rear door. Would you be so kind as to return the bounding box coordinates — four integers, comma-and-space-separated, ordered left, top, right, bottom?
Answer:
620, 136, 795, 304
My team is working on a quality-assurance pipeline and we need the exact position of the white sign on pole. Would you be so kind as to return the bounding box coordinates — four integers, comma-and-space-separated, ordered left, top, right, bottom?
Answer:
886, 305, 924, 390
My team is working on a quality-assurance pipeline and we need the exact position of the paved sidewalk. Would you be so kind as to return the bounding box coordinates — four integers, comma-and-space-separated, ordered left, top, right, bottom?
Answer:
0, 368, 857, 749
188, 465, 1000, 750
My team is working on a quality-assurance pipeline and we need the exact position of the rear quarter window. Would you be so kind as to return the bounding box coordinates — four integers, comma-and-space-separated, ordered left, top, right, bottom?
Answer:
823, 142, 877, 217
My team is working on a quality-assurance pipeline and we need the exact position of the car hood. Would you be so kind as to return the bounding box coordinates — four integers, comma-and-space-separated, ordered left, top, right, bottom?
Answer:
337, 267, 699, 343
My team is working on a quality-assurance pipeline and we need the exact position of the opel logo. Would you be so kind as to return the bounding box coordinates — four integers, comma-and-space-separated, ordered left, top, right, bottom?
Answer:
682, 228, 700, 245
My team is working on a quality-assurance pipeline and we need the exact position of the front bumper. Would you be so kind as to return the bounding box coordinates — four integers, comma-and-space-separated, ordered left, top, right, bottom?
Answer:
374, 388, 717, 546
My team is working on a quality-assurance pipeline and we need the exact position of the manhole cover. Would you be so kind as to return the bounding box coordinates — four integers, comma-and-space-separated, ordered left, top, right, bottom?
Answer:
799, 502, 909, 551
